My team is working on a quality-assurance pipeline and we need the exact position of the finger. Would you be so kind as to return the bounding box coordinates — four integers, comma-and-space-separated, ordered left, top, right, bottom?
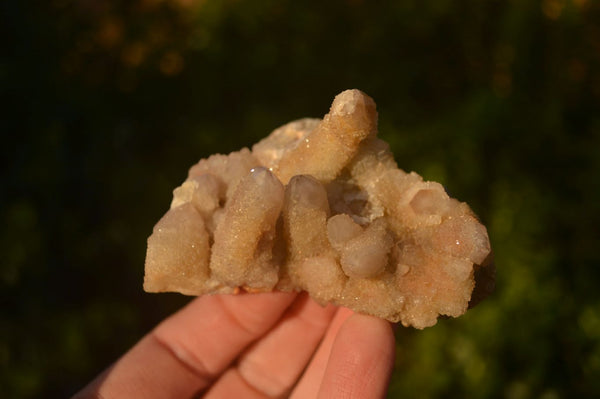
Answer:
290, 307, 355, 399
73, 333, 202, 399
204, 293, 337, 398
74, 291, 296, 399
202, 368, 270, 399
317, 314, 395, 399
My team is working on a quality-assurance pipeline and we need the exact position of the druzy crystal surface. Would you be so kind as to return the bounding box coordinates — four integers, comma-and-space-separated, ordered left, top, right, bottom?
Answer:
144, 90, 494, 329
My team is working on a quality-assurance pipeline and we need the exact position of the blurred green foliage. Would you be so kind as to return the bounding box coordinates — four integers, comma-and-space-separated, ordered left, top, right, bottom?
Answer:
2, 0, 599, 397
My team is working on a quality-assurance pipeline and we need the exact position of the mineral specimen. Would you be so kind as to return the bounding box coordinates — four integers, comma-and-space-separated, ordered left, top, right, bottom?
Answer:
144, 89, 494, 329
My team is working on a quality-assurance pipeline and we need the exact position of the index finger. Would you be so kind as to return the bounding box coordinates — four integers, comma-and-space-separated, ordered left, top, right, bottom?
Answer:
74, 291, 296, 399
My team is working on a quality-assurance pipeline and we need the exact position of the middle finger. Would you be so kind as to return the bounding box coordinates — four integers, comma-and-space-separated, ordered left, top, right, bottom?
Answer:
204, 292, 337, 398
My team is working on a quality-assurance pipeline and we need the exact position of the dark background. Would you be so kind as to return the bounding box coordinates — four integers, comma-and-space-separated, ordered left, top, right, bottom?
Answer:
2, 0, 599, 397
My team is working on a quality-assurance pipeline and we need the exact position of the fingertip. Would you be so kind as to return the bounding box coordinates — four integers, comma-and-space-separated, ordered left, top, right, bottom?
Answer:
345, 313, 396, 352
340, 313, 396, 377
317, 313, 396, 399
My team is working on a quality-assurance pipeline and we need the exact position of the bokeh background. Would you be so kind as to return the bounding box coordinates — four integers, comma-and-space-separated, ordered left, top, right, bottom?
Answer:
2, 0, 600, 397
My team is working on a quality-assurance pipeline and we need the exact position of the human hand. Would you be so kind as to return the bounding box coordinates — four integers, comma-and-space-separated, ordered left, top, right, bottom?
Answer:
73, 291, 395, 398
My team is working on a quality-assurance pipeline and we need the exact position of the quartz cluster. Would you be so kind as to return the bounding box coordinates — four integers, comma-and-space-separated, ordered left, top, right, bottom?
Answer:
144, 89, 494, 329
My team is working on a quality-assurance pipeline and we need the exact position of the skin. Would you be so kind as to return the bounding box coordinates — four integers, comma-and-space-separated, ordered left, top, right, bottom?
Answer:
73, 291, 396, 399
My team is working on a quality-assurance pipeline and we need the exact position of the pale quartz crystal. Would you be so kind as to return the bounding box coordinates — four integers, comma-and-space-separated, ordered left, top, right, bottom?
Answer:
144, 89, 494, 329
